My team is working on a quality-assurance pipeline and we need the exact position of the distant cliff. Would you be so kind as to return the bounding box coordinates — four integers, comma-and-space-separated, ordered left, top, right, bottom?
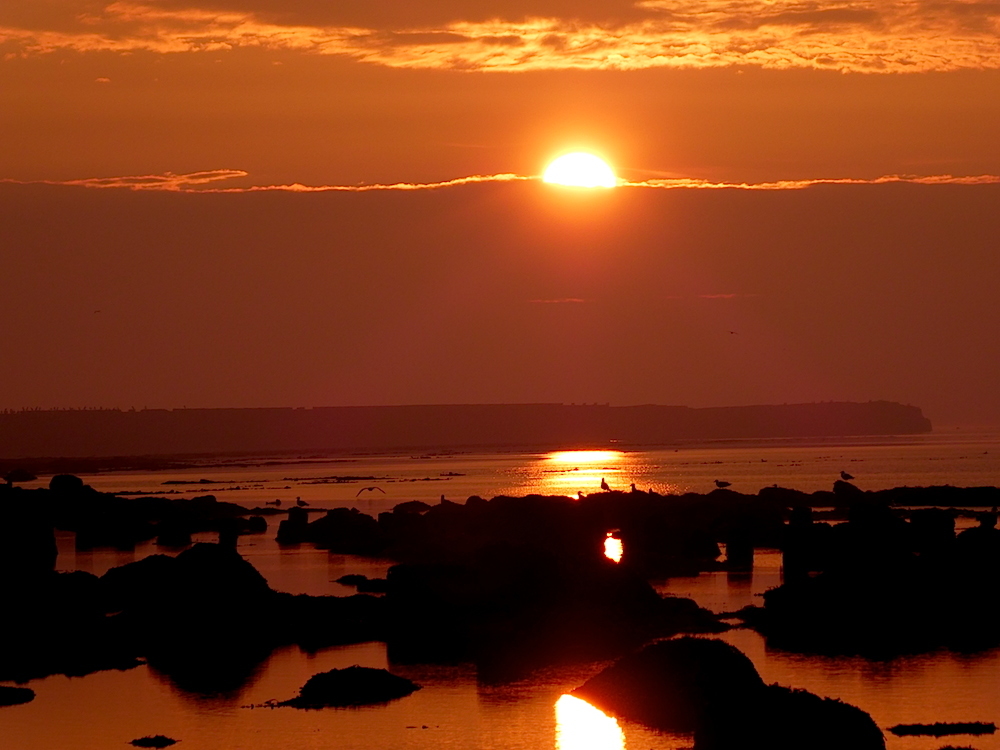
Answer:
0, 402, 931, 459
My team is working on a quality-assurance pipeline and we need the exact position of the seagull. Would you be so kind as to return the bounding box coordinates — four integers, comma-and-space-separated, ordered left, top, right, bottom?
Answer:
714, 480, 731, 489
630, 483, 637, 493
601, 478, 611, 492
840, 471, 854, 481
265, 498, 282, 506
296, 498, 309, 507
577, 490, 586, 500
356, 486, 386, 497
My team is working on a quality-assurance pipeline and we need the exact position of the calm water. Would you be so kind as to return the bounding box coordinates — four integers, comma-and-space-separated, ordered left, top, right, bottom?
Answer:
15, 428, 1000, 513
5, 432, 1000, 750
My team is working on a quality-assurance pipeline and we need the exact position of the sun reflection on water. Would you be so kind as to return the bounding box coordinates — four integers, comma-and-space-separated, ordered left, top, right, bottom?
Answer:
555, 694, 626, 750
603, 533, 623, 563
541, 450, 626, 495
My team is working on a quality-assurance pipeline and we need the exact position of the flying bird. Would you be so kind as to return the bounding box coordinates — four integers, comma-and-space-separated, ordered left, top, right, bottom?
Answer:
601, 478, 611, 492
840, 471, 855, 481
356, 486, 386, 497
715, 480, 732, 489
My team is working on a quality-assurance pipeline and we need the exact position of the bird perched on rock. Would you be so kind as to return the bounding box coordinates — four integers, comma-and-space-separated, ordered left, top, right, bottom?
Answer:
601, 478, 611, 492
840, 471, 854, 481
296, 497, 309, 507
715, 480, 732, 489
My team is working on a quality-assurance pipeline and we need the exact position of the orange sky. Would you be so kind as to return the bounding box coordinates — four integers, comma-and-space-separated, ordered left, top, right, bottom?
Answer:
2, 0, 1000, 424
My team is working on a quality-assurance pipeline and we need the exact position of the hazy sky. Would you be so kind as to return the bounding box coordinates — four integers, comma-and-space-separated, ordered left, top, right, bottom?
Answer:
2, 0, 999, 424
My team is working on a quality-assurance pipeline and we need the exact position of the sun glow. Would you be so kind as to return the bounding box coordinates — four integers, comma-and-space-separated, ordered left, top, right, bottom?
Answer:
543, 153, 617, 188
604, 533, 624, 563
555, 694, 626, 750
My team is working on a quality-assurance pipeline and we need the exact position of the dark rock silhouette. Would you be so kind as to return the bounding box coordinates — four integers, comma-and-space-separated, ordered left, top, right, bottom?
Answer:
574, 637, 885, 750
3, 468, 36, 486
0, 685, 35, 706
276, 506, 310, 545
305, 508, 382, 554
756, 492, 1000, 655
889, 722, 996, 737
573, 637, 763, 732
129, 736, 179, 748
277, 666, 420, 708
383, 547, 724, 679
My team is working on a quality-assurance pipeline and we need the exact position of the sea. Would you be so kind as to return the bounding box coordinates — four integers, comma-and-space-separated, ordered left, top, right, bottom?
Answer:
4, 428, 1000, 750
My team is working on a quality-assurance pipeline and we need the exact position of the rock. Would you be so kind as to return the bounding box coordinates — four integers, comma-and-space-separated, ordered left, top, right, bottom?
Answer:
0, 685, 35, 707
279, 666, 420, 708
573, 637, 884, 750
335, 574, 369, 586
129, 736, 179, 748
573, 638, 764, 732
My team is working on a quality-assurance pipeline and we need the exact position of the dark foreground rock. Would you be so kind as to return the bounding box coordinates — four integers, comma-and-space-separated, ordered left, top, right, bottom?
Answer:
278, 666, 419, 708
574, 637, 885, 750
383, 547, 725, 680
1, 542, 386, 692
0, 685, 35, 706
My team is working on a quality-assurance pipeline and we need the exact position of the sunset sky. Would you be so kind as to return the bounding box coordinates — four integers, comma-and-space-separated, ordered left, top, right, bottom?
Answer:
2, 0, 999, 425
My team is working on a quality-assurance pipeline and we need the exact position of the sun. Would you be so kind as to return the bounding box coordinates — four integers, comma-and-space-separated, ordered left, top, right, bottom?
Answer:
543, 152, 617, 188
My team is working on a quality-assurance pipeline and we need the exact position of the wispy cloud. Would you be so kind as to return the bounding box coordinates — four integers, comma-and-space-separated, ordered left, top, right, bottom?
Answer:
3, 0, 1000, 73
4, 170, 999, 194
0, 170, 530, 192
623, 174, 1000, 189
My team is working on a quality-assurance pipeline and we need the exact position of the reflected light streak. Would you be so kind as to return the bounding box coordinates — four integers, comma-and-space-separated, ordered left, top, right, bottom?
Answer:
555, 694, 626, 750
547, 451, 625, 465
541, 451, 627, 495
604, 533, 624, 563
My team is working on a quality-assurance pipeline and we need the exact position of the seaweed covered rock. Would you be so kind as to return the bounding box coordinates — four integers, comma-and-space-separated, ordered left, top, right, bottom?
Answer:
573, 637, 884, 750
0, 685, 36, 707
280, 666, 419, 708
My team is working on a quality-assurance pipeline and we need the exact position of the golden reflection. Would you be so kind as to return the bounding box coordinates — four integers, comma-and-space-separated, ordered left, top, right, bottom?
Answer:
604, 533, 624, 563
548, 451, 624, 465
540, 450, 627, 496
555, 694, 626, 750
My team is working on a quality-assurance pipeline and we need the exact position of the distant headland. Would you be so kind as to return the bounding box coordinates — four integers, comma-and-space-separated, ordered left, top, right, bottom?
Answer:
0, 402, 931, 459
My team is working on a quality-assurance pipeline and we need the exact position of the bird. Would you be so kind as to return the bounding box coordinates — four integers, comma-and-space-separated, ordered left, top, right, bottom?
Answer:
714, 480, 731, 489
356, 486, 386, 497
630, 483, 637, 493
840, 471, 854, 481
296, 498, 309, 507
265, 498, 282, 506
577, 490, 586, 500
600, 478, 611, 492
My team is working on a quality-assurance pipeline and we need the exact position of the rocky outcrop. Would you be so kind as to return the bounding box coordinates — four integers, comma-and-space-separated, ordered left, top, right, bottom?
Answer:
574, 637, 884, 750
278, 666, 419, 708
0, 685, 36, 707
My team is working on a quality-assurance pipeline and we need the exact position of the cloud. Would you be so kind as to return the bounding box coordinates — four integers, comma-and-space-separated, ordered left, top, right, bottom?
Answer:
2, 0, 1000, 72
0, 170, 531, 192
624, 174, 1000, 189
5, 170, 1000, 193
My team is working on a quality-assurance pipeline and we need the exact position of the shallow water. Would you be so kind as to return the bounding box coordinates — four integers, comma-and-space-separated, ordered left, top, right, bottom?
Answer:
14, 428, 1000, 511
6, 434, 1000, 749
